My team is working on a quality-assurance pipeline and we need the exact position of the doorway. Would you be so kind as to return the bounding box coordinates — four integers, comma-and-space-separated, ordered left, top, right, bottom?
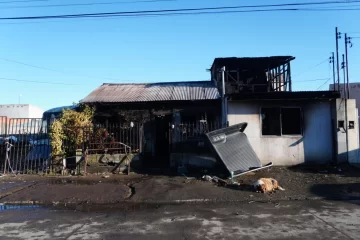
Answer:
153, 115, 171, 168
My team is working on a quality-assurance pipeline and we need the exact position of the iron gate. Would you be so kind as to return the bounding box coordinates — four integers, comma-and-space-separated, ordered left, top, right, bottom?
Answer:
0, 118, 49, 174
0, 118, 142, 175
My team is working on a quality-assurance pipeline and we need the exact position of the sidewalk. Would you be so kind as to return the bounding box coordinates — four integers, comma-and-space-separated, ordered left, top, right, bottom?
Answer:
0, 165, 360, 205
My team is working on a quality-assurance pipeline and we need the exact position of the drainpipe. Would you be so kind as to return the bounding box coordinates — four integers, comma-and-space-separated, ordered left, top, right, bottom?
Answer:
221, 66, 227, 128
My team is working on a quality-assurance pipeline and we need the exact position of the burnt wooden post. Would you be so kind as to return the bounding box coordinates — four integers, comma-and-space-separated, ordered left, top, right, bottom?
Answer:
288, 62, 292, 92
279, 66, 282, 91
127, 150, 131, 175
83, 143, 88, 175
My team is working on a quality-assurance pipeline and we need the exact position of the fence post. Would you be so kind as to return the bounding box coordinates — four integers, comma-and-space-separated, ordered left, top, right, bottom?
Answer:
127, 147, 131, 175
3, 140, 8, 175
83, 142, 88, 175
84, 149, 88, 175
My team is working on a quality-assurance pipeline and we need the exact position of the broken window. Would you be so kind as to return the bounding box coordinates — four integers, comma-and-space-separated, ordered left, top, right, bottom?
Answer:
281, 108, 302, 135
261, 108, 281, 136
261, 107, 302, 136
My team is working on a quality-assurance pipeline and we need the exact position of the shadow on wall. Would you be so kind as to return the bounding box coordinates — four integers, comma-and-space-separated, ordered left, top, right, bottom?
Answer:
288, 102, 334, 164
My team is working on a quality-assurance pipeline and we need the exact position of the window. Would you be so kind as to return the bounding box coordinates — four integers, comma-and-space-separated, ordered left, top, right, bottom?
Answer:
261, 108, 281, 136
261, 107, 302, 136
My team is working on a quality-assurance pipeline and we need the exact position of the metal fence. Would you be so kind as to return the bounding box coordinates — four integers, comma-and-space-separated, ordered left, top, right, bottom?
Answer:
0, 117, 223, 174
0, 118, 48, 174
0, 118, 142, 175
91, 122, 141, 154
170, 120, 223, 143
169, 120, 224, 155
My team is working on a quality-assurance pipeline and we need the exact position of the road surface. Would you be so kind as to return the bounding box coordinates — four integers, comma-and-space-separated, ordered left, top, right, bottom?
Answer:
0, 200, 360, 239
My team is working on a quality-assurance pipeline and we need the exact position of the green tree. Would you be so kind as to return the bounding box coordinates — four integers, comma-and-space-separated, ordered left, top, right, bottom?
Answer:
49, 104, 95, 157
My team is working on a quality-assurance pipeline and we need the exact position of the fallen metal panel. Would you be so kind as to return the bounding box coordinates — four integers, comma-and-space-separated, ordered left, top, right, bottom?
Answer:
205, 122, 265, 175
232, 162, 273, 178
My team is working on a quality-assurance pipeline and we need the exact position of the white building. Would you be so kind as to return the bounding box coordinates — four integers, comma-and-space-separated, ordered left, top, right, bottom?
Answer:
0, 104, 44, 135
226, 92, 359, 165
330, 83, 360, 139
0, 104, 43, 118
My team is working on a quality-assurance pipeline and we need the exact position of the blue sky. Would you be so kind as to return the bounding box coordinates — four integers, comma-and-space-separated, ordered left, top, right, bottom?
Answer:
0, 0, 359, 110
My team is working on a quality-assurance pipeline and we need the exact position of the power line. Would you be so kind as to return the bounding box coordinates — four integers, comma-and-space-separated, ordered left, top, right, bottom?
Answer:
293, 78, 331, 83
0, 0, 47, 3
317, 60, 333, 90
0, 77, 79, 85
0, 57, 131, 82
0, 0, 178, 9
306, 3, 360, 8
2, 8, 360, 25
1, 8, 360, 24
1, 0, 360, 20
317, 78, 332, 90
292, 58, 329, 77
0, 8, 360, 24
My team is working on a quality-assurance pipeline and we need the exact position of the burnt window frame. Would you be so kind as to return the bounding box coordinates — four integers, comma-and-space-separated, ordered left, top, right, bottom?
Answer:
260, 106, 303, 136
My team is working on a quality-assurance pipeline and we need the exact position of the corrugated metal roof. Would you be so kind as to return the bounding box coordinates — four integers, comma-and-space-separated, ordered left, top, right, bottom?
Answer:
81, 81, 220, 103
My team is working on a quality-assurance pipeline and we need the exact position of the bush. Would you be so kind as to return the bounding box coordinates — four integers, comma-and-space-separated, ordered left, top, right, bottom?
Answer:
49, 104, 95, 157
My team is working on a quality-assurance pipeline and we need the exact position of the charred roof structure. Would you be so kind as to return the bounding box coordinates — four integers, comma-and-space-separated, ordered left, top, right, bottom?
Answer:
81, 81, 219, 104
210, 56, 295, 94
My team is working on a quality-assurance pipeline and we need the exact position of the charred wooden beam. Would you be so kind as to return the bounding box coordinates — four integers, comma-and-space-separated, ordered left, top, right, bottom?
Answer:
288, 62, 292, 92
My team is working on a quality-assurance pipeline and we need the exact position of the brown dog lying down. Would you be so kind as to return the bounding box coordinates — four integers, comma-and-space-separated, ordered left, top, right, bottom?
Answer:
253, 178, 285, 193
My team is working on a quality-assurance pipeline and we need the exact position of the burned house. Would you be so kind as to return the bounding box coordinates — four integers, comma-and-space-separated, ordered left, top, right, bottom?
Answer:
81, 81, 221, 168
212, 57, 357, 165
81, 56, 357, 169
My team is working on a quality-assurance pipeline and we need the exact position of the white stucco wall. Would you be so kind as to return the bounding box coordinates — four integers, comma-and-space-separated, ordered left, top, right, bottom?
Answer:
0, 104, 44, 134
0, 104, 30, 118
28, 105, 44, 118
335, 99, 359, 164
330, 83, 360, 140
228, 101, 334, 165
0, 104, 43, 118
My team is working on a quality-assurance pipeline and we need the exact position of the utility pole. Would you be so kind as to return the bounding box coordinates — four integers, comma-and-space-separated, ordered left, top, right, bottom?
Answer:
341, 54, 346, 98
341, 54, 349, 164
330, 52, 335, 90
345, 33, 352, 99
335, 27, 341, 92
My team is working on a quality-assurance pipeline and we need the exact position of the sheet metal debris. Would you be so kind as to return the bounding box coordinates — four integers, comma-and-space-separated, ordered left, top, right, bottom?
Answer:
205, 122, 272, 180
202, 175, 228, 186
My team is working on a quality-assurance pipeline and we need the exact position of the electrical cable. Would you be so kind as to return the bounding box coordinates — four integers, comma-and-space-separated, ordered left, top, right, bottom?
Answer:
0, 57, 133, 82
0, 0, 47, 4
1, 0, 360, 21
293, 78, 331, 83
317, 61, 333, 90
0, 77, 80, 85
293, 58, 329, 77
0, 0, 177, 9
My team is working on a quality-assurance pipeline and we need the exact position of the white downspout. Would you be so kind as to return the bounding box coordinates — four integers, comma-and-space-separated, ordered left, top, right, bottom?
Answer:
221, 66, 227, 127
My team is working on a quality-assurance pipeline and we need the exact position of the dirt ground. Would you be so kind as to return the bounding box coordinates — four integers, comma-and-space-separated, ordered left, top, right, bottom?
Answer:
0, 164, 360, 205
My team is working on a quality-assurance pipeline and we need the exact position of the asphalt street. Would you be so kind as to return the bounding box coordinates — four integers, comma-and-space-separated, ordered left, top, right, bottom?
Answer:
0, 200, 359, 240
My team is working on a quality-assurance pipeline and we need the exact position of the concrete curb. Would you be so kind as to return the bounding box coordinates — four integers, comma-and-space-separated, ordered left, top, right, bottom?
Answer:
0, 183, 37, 200
3, 196, 359, 207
